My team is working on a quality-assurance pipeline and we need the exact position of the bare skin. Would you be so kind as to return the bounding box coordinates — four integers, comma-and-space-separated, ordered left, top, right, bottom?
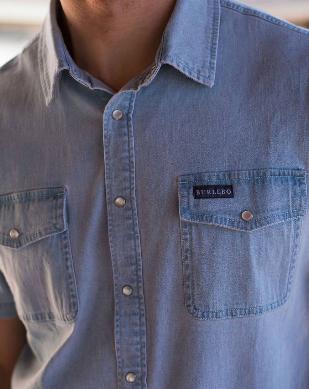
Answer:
0, 317, 27, 388
58, 0, 177, 92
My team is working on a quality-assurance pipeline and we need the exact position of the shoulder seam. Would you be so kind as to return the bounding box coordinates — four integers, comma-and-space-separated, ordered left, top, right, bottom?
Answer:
21, 33, 40, 54
220, 0, 309, 36
0, 34, 40, 73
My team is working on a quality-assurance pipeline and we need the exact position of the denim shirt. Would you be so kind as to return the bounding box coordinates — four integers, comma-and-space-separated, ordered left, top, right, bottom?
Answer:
0, 0, 308, 388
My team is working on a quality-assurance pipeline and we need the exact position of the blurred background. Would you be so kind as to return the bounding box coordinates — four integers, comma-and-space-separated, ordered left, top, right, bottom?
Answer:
0, 0, 308, 66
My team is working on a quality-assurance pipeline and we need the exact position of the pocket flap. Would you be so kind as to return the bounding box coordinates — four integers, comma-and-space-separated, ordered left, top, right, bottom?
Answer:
0, 186, 68, 248
177, 168, 307, 231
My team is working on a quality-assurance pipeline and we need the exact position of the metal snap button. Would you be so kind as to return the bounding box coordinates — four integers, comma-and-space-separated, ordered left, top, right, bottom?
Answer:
122, 285, 133, 296
241, 210, 253, 221
125, 372, 136, 383
112, 109, 124, 120
114, 196, 126, 208
9, 228, 20, 239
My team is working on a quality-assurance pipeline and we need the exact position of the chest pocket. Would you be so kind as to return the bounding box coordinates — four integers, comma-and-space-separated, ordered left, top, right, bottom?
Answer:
177, 168, 307, 320
0, 186, 78, 323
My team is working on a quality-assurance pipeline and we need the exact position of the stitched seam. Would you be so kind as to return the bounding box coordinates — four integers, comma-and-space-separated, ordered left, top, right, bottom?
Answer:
21, 310, 72, 322
179, 176, 303, 183
220, 0, 309, 36
208, 0, 221, 83
38, 32, 49, 103
181, 212, 304, 231
188, 222, 197, 315
164, 54, 212, 82
57, 191, 78, 322
178, 168, 307, 320
179, 171, 306, 231
102, 104, 123, 387
188, 217, 303, 320
178, 184, 192, 313
61, 229, 78, 321
178, 172, 306, 183
127, 91, 147, 386
160, 0, 220, 86
0, 187, 65, 204
0, 226, 65, 249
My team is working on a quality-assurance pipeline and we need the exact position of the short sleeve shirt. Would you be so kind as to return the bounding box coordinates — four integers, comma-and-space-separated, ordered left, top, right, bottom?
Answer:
0, 0, 308, 388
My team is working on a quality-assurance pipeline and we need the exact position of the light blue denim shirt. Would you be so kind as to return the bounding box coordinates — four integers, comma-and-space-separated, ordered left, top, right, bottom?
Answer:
0, 0, 308, 388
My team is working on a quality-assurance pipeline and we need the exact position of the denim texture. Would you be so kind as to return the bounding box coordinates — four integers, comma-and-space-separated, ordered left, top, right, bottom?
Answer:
0, 0, 308, 388
178, 168, 306, 319
0, 186, 78, 322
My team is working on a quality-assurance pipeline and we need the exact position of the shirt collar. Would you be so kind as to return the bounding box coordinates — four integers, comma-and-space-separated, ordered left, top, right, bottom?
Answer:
38, 0, 221, 106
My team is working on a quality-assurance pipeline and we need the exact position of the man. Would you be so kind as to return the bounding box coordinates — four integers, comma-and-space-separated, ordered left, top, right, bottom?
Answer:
0, 0, 308, 388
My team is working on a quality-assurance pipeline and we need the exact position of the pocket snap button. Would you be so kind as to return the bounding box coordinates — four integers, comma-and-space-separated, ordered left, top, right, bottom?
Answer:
241, 210, 253, 221
9, 228, 20, 239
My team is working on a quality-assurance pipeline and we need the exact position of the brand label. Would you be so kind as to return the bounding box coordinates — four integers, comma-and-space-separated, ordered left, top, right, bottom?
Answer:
193, 185, 234, 199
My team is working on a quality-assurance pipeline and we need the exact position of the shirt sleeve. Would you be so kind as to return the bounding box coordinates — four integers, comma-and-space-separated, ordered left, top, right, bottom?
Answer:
0, 270, 18, 318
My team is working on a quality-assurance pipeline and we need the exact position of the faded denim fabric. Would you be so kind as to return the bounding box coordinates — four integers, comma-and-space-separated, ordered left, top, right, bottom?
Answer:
0, 0, 308, 388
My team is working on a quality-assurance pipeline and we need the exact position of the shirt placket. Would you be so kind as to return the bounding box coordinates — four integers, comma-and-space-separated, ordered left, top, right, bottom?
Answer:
103, 90, 147, 389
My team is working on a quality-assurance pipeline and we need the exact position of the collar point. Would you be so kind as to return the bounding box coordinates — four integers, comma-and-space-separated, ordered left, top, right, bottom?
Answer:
162, 57, 216, 88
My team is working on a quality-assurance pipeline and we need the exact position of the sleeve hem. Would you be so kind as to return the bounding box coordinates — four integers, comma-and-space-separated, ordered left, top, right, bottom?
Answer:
0, 302, 18, 318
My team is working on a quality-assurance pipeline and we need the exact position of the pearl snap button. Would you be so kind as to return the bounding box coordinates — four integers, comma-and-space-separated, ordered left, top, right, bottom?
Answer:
241, 210, 253, 221
112, 109, 123, 120
125, 372, 136, 383
9, 228, 20, 239
122, 285, 133, 296
114, 196, 126, 208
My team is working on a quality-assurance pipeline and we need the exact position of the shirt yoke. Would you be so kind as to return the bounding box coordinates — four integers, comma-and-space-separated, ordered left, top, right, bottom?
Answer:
221, 0, 309, 37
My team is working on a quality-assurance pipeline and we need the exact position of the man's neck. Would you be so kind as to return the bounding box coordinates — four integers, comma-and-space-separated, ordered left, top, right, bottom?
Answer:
58, 0, 177, 92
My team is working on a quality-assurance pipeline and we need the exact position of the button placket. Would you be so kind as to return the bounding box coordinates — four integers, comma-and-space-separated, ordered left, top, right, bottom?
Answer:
103, 93, 147, 389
